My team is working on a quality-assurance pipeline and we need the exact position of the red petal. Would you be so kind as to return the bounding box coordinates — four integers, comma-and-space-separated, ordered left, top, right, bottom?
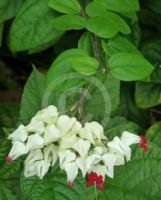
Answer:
96, 175, 103, 184
96, 184, 104, 190
4, 156, 13, 163
86, 181, 94, 187
67, 182, 74, 188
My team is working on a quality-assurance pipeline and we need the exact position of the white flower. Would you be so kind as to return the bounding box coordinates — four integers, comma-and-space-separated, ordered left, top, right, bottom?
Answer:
64, 162, 78, 183
43, 144, 58, 166
25, 149, 43, 165
36, 160, 50, 179
86, 154, 102, 169
8, 141, 26, 160
8, 125, 28, 142
26, 134, 44, 152
93, 145, 108, 155
102, 153, 117, 178
26, 118, 44, 135
24, 162, 38, 177
57, 115, 77, 135
44, 124, 60, 145
76, 153, 102, 177
72, 120, 82, 133
73, 139, 91, 158
34, 105, 58, 124
107, 137, 131, 161
58, 150, 76, 169
59, 134, 78, 150
121, 131, 140, 146
24, 159, 50, 179
79, 122, 106, 144
76, 157, 87, 177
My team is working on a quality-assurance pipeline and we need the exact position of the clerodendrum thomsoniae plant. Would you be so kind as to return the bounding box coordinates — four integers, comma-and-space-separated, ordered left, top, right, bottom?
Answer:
1, 0, 159, 199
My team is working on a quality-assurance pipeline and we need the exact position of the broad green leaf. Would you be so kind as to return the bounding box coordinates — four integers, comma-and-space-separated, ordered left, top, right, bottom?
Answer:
100, 144, 161, 200
48, 0, 81, 14
86, 11, 130, 39
70, 56, 98, 75
104, 0, 140, 13
0, 0, 8, 7
109, 53, 153, 81
146, 121, 161, 147
0, 138, 21, 178
20, 68, 45, 124
46, 48, 88, 86
0, 182, 17, 200
78, 32, 93, 56
9, 0, 63, 52
53, 15, 86, 31
147, 0, 161, 14
85, 1, 108, 17
0, 103, 19, 128
119, 83, 147, 127
135, 82, 161, 108
0, 23, 3, 46
103, 35, 141, 57
44, 49, 88, 109
21, 167, 95, 200
84, 73, 120, 127
150, 66, 161, 83
105, 116, 141, 139
141, 38, 161, 66
0, 0, 23, 23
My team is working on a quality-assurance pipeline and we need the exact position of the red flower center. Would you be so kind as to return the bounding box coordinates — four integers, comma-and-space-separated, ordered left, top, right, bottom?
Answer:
67, 182, 74, 189
4, 156, 13, 163
139, 136, 148, 152
86, 172, 104, 190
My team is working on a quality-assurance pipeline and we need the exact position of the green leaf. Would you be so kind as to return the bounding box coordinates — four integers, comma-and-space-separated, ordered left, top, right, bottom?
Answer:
84, 73, 120, 126
70, 56, 98, 75
44, 49, 88, 109
0, 103, 19, 128
0, 0, 23, 23
53, 15, 86, 31
103, 35, 141, 57
101, 144, 161, 200
0, 182, 17, 200
86, 11, 130, 39
46, 48, 88, 86
20, 67, 45, 124
85, 1, 108, 17
9, 0, 63, 52
119, 83, 147, 127
104, 0, 140, 13
135, 82, 161, 108
146, 121, 161, 147
141, 38, 161, 66
78, 32, 93, 56
109, 53, 153, 81
0, 0, 9, 7
105, 115, 141, 139
48, 0, 81, 14
0, 138, 21, 178
21, 167, 95, 200
147, 0, 161, 14
0, 23, 3, 46
150, 66, 161, 83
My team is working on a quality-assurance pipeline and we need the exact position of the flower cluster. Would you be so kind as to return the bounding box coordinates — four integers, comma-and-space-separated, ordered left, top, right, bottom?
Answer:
5, 105, 148, 190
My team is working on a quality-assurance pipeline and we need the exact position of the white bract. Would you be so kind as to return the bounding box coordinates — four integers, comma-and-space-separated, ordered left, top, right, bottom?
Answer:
6, 105, 143, 186
8, 125, 28, 142
8, 141, 26, 160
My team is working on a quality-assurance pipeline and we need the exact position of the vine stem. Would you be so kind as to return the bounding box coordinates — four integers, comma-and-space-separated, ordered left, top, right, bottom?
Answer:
94, 183, 98, 200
